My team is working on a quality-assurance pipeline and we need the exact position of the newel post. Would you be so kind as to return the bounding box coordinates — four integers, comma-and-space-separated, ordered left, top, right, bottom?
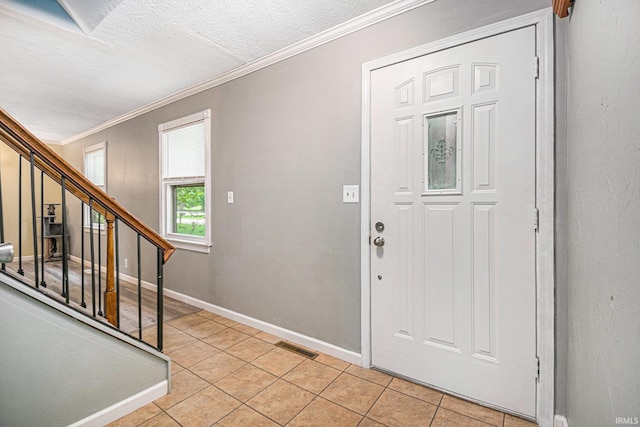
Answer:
105, 212, 117, 326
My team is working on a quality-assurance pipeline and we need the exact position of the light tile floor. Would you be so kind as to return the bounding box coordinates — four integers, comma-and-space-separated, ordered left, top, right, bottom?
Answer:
109, 310, 538, 427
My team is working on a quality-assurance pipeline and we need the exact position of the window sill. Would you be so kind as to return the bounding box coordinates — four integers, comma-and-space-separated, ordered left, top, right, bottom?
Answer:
83, 226, 106, 235
166, 237, 211, 254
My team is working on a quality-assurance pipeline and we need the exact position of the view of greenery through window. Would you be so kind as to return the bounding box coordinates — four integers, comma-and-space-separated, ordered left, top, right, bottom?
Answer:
174, 185, 205, 236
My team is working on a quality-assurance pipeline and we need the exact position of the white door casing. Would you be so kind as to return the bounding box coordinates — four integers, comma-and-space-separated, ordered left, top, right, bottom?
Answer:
361, 9, 555, 426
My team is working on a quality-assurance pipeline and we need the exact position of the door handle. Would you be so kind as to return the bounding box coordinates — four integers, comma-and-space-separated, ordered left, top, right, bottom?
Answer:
373, 236, 385, 247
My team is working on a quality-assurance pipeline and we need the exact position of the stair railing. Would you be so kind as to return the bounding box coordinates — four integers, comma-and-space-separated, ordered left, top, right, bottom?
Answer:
0, 108, 175, 351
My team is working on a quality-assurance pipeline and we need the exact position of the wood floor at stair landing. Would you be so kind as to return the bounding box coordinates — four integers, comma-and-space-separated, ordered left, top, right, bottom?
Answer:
4, 258, 199, 333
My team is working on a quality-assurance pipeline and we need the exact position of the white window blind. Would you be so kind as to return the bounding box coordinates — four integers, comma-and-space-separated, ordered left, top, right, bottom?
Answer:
163, 122, 205, 178
83, 142, 107, 229
85, 149, 105, 186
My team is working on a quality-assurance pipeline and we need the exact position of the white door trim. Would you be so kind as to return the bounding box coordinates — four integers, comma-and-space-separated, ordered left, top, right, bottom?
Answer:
360, 8, 555, 426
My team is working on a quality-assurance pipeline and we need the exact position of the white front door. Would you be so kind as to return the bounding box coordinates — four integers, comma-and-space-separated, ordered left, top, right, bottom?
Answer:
370, 26, 537, 417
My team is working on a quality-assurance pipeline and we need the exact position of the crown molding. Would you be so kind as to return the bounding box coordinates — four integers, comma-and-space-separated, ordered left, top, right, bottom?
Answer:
61, 0, 435, 145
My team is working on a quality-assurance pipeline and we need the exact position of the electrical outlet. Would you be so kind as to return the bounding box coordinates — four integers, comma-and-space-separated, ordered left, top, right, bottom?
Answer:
343, 185, 359, 203
124, 258, 128, 269
228, 191, 234, 204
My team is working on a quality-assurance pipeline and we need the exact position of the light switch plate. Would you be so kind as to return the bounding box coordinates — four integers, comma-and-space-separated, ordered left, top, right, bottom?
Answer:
343, 185, 359, 203
227, 191, 234, 204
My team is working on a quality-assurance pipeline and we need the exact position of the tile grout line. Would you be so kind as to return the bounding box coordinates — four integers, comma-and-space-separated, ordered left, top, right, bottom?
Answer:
282, 379, 362, 426
360, 384, 387, 426
285, 362, 366, 425
281, 395, 321, 426
165, 411, 183, 427
254, 353, 309, 426
427, 393, 444, 427
232, 402, 283, 427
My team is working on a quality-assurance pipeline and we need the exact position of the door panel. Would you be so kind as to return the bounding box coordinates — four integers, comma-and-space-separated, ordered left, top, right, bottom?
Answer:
370, 26, 537, 416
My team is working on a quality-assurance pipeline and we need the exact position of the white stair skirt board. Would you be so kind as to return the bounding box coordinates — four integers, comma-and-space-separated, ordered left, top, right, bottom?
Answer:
68, 381, 168, 427
554, 415, 569, 427
1, 273, 171, 427
112, 271, 362, 366
1, 267, 171, 360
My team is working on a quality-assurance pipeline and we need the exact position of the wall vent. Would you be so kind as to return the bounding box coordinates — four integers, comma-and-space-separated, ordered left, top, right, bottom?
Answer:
275, 341, 318, 360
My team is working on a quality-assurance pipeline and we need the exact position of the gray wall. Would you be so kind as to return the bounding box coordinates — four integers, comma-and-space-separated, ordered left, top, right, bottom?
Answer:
64, 0, 549, 354
0, 277, 168, 427
565, 1, 640, 426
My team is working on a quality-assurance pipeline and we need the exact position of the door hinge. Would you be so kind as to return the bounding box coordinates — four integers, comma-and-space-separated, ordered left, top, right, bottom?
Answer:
534, 208, 540, 232
535, 356, 541, 381
534, 56, 540, 79
369, 235, 371, 245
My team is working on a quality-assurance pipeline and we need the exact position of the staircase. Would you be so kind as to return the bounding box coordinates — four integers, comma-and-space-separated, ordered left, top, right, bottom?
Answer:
0, 108, 174, 348
0, 108, 175, 425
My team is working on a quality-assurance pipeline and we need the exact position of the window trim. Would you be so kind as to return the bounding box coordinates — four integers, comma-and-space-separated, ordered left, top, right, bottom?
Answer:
83, 141, 107, 232
158, 109, 212, 253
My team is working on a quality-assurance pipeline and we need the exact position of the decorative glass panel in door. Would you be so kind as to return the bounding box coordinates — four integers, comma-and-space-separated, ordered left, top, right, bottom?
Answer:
424, 110, 461, 194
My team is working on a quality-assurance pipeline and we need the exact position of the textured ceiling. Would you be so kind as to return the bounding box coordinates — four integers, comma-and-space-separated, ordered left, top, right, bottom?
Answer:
0, 0, 397, 141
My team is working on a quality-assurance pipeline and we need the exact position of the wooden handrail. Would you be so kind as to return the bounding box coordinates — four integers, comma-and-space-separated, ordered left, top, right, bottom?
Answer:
0, 108, 175, 263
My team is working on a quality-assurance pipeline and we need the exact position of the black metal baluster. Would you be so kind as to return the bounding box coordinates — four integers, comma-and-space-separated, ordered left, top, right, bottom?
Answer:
17, 156, 23, 275
97, 211, 103, 317
80, 202, 86, 308
157, 248, 164, 352
29, 152, 39, 288
0, 158, 5, 271
115, 218, 120, 328
39, 170, 46, 287
137, 234, 142, 340
89, 199, 96, 317
61, 177, 68, 303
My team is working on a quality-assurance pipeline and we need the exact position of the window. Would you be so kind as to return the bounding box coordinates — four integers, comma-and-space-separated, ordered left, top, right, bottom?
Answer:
159, 110, 212, 253
83, 142, 106, 229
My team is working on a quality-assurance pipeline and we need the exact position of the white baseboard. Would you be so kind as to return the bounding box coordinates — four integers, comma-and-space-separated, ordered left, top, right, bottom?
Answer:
69, 255, 108, 273
69, 380, 168, 427
10, 254, 35, 262
68, 256, 362, 365
69, 256, 157, 290
554, 415, 569, 427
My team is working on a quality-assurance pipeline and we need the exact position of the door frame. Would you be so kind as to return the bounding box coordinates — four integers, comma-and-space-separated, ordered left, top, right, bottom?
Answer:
360, 8, 555, 426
